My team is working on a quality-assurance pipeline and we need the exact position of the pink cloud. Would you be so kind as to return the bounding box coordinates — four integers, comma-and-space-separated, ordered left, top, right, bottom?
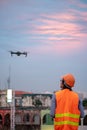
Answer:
26, 39, 85, 56
69, 9, 87, 22
15, 10, 87, 55
72, 0, 87, 8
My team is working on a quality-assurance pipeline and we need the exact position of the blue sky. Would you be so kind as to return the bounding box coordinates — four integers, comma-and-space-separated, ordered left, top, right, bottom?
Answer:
0, 0, 87, 93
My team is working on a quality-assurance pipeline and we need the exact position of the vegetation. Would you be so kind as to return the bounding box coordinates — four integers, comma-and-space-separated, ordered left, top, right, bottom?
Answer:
83, 98, 87, 107
33, 99, 42, 107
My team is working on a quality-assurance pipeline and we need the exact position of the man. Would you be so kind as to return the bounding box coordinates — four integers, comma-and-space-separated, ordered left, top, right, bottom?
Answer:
50, 73, 84, 130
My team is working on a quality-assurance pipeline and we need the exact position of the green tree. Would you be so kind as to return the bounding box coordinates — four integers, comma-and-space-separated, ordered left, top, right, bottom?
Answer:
34, 99, 42, 107
83, 98, 87, 107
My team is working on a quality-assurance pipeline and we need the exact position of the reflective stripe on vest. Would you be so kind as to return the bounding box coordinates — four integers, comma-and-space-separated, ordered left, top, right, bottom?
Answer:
54, 113, 80, 126
55, 113, 80, 118
54, 120, 79, 126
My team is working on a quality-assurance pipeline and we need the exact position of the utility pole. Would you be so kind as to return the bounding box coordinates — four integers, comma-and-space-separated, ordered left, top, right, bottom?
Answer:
10, 90, 15, 130
7, 89, 15, 130
7, 65, 15, 130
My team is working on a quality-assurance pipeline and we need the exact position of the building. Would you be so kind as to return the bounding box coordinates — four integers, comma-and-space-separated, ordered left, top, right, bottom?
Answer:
0, 89, 87, 130
0, 89, 53, 130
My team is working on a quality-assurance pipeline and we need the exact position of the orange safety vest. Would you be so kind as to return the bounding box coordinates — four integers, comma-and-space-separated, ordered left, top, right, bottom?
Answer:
54, 89, 80, 130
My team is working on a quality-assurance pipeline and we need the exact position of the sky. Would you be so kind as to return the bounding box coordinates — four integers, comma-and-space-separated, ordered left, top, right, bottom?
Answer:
0, 0, 87, 93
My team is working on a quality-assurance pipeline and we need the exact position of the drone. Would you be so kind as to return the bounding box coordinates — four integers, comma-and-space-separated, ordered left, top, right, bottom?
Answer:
9, 51, 28, 57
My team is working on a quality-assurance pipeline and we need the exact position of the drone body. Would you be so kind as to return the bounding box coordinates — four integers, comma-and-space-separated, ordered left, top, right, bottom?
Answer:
9, 51, 28, 57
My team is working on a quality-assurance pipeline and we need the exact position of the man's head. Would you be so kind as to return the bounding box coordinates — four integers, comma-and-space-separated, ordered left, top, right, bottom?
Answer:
60, 73, 75, 90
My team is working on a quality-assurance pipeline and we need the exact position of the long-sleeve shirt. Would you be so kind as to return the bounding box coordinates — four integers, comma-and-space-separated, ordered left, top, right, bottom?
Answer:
50, 93, 84, 118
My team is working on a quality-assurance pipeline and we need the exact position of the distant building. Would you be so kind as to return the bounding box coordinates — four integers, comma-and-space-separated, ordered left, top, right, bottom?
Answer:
0, 89, 52, 130
0, 89, 87, 130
